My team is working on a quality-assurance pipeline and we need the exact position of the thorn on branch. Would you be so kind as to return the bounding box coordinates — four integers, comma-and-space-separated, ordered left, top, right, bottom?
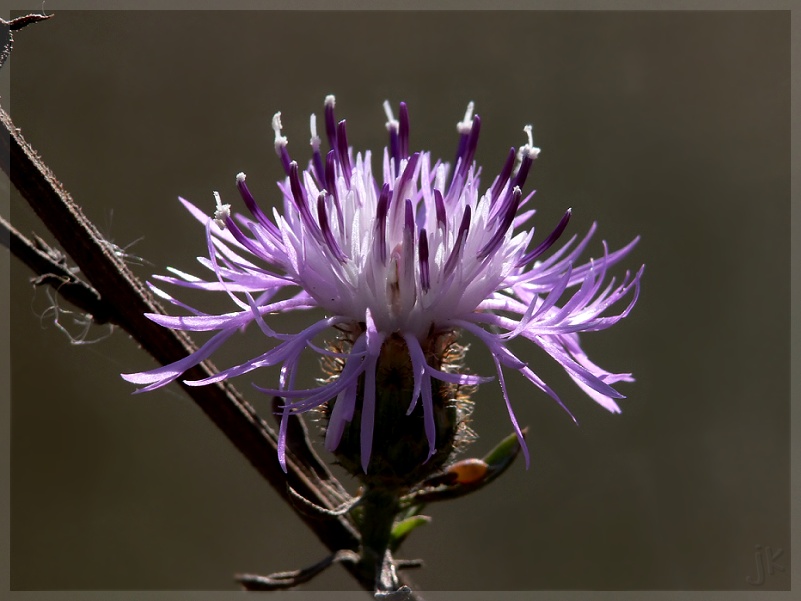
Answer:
395, 559, 424, 571
6, 13, 52, 31
1, 12, 52, 70
235, 549, 360, 591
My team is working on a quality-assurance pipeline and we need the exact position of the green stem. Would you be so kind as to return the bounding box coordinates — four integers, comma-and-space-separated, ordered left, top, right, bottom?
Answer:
360, 486, 401, 593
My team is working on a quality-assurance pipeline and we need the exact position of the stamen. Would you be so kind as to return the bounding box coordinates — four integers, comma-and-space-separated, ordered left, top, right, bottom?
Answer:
288, 161, 308, 206
210, 192, 265, 258
402, 199, 416, 285
443, 205, 471, 275
490, 147, 517, 204
212, 191, 230, 230
433, 189, 447, 230
272, 112, 292, 176
317, 191, 348, 263
309, 113, 325, 185
490, 184, 515, 224
511, 125, 540, 191
383, 100, 398, 129
398, 101, 410, 160
272, 112, 287, 147
387, 246, 402, 316
478, 186, 522, 260
395, 152, 420, 204
448, 113, 481, 200
325, 150, 339, 205
384, 100, 400, 176
522, 125, 540, 159
324, 94, 338, 150
309, 113, 321, 150
387, 252, 399, 287
289, 161, 320, 239
375, 183, 391, 264
456, 101, 475, 135
517, 208, 572, 267
448, 102, 474, 192
462, 115, 481, 171
404, 197, 415, 233
419, 228, 430, 292
336, 120, 352, 185
235, 172, 281, 239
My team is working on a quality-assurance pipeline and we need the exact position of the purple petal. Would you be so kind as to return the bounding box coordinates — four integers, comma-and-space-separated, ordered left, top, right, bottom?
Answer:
517, 208, 572, 267
420, 370, 437, 461
324, 383, 358, 453
122, 327, 237, 390
490, 353, 530, 469
402, 333, 426, 414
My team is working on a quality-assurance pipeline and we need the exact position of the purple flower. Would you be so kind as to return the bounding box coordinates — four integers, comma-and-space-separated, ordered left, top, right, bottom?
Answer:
123, 96, 643, 473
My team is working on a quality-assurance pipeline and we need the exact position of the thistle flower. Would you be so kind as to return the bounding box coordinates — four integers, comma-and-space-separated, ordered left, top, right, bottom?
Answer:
123, 96, 643, 478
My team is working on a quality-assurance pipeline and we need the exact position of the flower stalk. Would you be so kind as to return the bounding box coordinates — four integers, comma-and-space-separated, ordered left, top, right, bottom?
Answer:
359, 487, 404, 593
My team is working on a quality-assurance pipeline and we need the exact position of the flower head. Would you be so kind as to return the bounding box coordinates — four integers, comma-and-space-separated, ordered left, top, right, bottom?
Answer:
123, 96, 643, 476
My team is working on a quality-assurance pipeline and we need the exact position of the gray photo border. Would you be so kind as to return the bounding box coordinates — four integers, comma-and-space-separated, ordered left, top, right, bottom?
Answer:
1, 1, 797, 600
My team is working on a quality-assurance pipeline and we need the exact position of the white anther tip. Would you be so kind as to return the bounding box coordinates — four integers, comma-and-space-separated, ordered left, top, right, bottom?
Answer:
236, 172, 246, 183
523, 124, 534, 145
457, 101, 476, 134
464, 101, 475, 120
309, 114, 320, 147
212, 191, 231, 230
325, 94, 336, 107
383, 100, 398, 131
521, 125, 540, 158
272, 112, 287, 147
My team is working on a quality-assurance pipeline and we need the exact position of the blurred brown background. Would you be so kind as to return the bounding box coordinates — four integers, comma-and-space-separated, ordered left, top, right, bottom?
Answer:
6, 10, 789, 592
